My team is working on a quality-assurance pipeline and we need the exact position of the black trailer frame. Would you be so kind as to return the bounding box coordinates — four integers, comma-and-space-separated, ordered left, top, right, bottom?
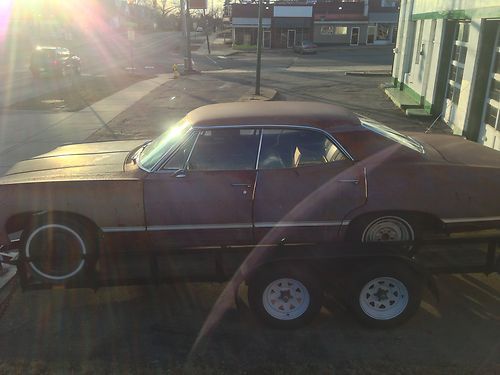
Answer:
1, 235, 499, 293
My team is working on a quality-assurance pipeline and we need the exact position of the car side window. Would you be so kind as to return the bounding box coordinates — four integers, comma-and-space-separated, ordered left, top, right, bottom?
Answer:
258, 129, 346, 170
187, 129, 260, 171
161, 132, 198, 171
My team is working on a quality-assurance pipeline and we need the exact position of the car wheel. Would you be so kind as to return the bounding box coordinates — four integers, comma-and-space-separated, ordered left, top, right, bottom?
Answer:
348, 262, 423, 328
351, 215, 417, 242
248, 264, 323, 329
21, 217, 97, 283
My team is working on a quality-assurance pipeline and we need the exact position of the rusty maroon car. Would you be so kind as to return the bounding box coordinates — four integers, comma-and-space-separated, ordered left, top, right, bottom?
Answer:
1, 101, 500, 328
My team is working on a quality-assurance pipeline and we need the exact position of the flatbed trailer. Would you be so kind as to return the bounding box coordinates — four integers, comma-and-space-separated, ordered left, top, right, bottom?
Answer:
1, 235, 499, 328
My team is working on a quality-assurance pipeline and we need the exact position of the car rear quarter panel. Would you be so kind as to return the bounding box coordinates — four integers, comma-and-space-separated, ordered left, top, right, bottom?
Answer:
347, 161, 500, 223
0, 179, 144, 245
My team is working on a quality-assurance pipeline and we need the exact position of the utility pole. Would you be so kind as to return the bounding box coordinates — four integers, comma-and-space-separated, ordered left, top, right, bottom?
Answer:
203, 8, 211, 54
181, 0, 194, 72
255, 0, 263, 95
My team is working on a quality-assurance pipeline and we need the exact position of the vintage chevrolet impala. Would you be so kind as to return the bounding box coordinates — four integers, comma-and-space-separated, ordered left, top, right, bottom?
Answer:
1, 101, 499, 328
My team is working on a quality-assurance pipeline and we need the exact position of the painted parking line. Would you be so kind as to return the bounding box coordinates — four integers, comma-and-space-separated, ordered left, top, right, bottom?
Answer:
286, 65, 391, 73
203, 69, 255, 74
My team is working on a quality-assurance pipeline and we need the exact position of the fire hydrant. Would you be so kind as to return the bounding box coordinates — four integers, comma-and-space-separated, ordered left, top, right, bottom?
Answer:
173, 64, 180, 79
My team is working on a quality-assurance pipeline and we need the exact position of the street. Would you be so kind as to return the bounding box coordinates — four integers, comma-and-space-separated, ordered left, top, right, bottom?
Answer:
0, 33, 499, 374
0, 31, 182, 108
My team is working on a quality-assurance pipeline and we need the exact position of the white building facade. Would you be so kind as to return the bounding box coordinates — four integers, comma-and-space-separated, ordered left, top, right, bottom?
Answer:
390, 0, 500, 150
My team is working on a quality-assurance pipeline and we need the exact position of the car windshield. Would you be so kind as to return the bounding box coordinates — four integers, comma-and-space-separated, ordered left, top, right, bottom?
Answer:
361, 118, 425, 153
138, 119, 192, 170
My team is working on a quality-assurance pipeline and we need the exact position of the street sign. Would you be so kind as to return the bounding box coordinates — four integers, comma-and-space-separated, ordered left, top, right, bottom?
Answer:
188, 0, 207, 9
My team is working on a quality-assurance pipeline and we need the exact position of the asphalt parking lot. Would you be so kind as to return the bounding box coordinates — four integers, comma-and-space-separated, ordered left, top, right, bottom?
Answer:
0, 272, 498, 374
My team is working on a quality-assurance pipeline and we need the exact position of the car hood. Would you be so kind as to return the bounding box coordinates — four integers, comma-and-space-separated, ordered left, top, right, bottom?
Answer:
0, 140, 147, 184
408, 132, 500, 167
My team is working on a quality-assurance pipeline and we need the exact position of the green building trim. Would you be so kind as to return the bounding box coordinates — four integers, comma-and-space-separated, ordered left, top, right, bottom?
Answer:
412, 6, 500, 21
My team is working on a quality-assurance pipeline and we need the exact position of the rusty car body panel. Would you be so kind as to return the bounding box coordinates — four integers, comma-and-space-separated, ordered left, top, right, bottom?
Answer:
1, 101, 500, 258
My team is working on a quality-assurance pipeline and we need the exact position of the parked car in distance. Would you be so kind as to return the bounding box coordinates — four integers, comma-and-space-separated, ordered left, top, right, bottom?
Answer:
1, 101, 499, 328
30, 46, 81, 78
294, 40, 318, 54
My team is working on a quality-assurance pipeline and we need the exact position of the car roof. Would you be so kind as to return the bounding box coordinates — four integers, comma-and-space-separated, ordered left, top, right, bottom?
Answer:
186, 101, 362, 133
185, 102, 403, 160
35, 46, 58, 50
34, 46, 69, 52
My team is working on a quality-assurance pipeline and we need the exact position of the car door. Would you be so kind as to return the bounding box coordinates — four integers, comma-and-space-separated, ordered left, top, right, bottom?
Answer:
253, 128, 367, 246
143, 127, 260, 251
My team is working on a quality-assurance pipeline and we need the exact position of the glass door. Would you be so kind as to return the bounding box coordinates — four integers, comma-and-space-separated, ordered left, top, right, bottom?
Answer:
350, 27, 359, 45
367, 25, 376, 44
443, 21, 470, 127
287, 29, 296, 49
263, 30, 271, 48
480, 24, 500, 150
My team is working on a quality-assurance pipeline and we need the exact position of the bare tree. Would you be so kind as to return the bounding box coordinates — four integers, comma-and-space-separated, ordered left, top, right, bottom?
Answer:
155, 0, 178, 17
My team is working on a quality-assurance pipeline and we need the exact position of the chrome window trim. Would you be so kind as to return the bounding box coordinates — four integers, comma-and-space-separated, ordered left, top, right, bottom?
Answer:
191, 124, 355, 162
358, 118, 425, 154
156, 131, 200, 174
184, 131, 201, 170
146, 124, 354, 174
255, 130, 264, 170
148, 128, 196, 172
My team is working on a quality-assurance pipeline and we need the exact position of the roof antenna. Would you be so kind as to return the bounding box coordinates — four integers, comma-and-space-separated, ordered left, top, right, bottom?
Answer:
426, 100, 451, 134
425, 114, 441, 134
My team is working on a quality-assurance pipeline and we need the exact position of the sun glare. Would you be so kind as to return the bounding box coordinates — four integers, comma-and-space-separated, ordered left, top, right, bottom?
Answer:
0, 1, 14, 43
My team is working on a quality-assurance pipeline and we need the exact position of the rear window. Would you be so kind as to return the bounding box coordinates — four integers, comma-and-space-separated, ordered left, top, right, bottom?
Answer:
360, 118, 425, 153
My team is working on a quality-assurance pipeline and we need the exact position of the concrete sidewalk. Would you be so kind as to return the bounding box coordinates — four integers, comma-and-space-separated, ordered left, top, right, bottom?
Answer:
0, 74, 173, 176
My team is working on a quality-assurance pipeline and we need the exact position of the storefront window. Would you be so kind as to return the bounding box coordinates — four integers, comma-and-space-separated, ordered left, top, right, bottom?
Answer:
320, 25, 334, 35
377, 23, 391, 41
335, 26, 347, 35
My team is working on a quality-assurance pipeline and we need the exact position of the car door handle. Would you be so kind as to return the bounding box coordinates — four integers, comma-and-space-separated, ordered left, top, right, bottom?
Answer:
231, 183, 252, 188
338, 179, 359, 184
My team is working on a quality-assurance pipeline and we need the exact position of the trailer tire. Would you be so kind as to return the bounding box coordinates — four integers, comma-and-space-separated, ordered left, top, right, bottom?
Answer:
20, 216, 97, 283
248, 264, 323, 329
348, 261, 423, 328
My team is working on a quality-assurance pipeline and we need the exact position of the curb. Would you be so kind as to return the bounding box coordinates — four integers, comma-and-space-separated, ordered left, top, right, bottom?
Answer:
345, 71, 391, 77
217, 51, 242, 57
239, 88, 279, 102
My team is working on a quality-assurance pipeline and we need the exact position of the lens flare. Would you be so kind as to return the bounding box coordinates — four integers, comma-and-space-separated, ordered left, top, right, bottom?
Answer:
0, 0, 14, 43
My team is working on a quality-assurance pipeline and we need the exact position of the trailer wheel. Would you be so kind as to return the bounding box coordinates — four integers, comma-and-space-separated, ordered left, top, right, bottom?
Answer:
349, 262, 423, 328
21, 217, 97, 283
248, 264, 323, 329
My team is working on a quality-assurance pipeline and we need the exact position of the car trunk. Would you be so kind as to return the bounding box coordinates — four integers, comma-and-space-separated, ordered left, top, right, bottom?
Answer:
409, 133, 500, 167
